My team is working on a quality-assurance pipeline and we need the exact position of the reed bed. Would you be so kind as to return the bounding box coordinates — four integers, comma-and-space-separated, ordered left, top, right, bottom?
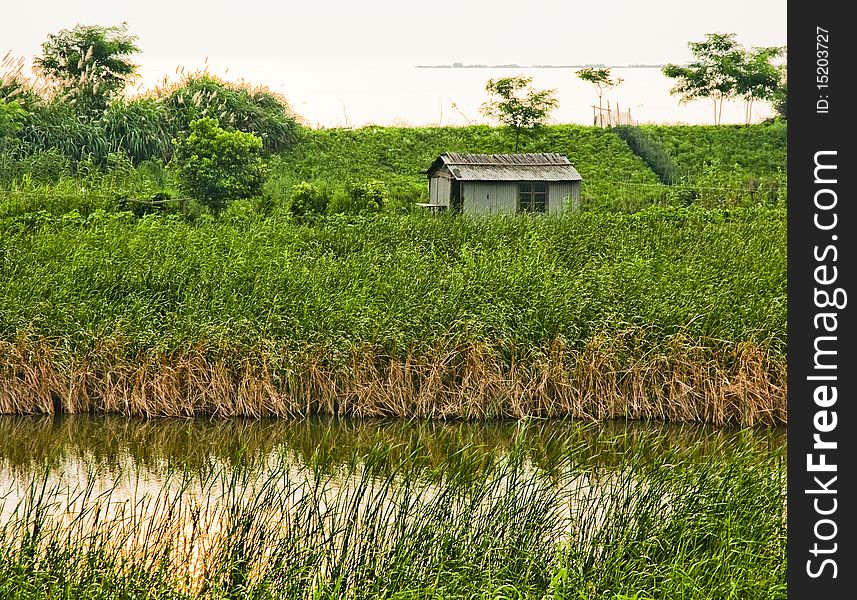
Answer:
0, 426, 787, 599
0, 209, 786, 424
0, 333, 785, 425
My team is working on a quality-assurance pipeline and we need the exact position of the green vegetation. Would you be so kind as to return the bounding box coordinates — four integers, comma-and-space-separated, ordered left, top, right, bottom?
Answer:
0, 207, 785, 424
480, 75, 559, 151
636, 123, 787, 204
3, 24, 299, 169
172, 117, 267, 213
268, 124, 666, 211
0, 419, 786, 599
0, 208, 785, 353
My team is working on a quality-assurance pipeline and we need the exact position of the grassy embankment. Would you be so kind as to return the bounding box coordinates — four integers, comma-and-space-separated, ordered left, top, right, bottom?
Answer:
615, 122, 787, 205
267, 124, 667, 211
0, 420, 786, 599
0, 123, 668, 218
0, 203, 786, 424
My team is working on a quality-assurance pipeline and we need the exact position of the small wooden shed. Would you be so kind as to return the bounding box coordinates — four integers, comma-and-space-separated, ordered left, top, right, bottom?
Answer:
423, 153, 582, 215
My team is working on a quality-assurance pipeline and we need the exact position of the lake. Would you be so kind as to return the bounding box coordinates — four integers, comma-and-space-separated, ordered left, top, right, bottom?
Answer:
137, 60, 776, 128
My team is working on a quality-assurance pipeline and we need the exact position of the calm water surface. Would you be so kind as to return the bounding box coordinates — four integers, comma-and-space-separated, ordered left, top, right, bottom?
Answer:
136, 60, 777, 127
0, 415, 785, 586
0, 414, 785, 504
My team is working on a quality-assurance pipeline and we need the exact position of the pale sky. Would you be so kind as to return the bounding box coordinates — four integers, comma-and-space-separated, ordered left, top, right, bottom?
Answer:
1, 1, 787, 126
4, 0, 786, 67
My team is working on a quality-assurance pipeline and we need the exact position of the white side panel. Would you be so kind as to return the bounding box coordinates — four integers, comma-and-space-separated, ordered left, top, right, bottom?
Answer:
548, 182, 575, 214
463, 182, 518, 215
429, 176, 452, 207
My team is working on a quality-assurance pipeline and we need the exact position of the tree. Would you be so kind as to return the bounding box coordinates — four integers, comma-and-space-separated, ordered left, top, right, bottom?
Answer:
575, 67, 624, 127
735, 47, 784, 125
662, 33, 744, 125
480, 76, 558, 151
171, 117, 267, 214
769, 65, 787, 121
35, 23, 140, 116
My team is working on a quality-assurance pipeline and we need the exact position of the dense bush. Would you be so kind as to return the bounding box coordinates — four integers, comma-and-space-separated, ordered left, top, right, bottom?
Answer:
288, 181, 327, 217
159, 75, 299, 153
171, 117, 267, 213
1, 74, 300, 167
344, 179, 388, 213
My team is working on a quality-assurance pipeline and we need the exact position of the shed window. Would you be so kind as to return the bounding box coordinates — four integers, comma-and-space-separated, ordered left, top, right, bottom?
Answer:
518, 182, 548, 212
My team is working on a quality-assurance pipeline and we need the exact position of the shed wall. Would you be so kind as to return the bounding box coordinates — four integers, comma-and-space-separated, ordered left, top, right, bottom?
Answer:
429, 175, 452, 206
460, 181, 582, 215
547, 181, 581, 213
461, 181, 518, 215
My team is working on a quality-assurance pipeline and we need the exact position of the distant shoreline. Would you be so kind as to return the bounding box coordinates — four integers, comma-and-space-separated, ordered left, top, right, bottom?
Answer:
414, 63, 667, 69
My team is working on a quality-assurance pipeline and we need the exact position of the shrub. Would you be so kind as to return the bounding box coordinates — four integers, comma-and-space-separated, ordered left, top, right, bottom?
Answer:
289, 181, 327, 217
170, 117, 267, 214
347, 179, 388, 214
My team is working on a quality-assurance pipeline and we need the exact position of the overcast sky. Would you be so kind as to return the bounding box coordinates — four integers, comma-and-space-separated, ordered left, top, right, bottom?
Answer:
4, 0, 786, 68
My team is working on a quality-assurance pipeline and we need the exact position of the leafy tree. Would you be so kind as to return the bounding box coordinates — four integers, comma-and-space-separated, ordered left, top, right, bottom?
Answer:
480, 76, 558, 150
734, 47, 784, 125
769, 69, 787, 121
34, 23, 140, 116
662, 33, 744, 125
575, 67, 624, 126
171, 117, 267, 214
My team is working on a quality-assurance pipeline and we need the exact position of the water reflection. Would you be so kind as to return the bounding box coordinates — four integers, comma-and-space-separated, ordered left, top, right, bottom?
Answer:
0, 416, 786, 594
0, 414, 785, 481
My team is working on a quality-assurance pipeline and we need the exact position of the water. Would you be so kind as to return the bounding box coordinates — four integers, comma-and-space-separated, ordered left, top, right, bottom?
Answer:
0, 415, 784, 522
0, 415, 785, 593
137, 59, 776, 127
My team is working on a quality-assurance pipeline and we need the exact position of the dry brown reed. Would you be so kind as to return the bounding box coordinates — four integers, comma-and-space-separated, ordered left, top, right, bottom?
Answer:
0, 330, 786, 426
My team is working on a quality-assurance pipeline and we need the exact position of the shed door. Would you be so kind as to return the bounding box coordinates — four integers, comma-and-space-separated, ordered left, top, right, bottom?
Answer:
451, 181, 462, 212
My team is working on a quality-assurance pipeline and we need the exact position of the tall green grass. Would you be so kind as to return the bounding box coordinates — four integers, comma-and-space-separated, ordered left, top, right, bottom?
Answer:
0, 207, 786, 423
0, 208, 785, 353
0, 422, 786, 599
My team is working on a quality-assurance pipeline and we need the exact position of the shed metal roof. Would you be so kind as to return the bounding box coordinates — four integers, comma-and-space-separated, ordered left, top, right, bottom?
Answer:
427, 153, 582, 181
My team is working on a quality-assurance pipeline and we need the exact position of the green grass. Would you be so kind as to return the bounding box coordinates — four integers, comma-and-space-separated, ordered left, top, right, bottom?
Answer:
0, 421, 787, 599
0, 208, 785, 354
639, 123, 786, 181
0, 206, 786, 424
268, 124, 667, 210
